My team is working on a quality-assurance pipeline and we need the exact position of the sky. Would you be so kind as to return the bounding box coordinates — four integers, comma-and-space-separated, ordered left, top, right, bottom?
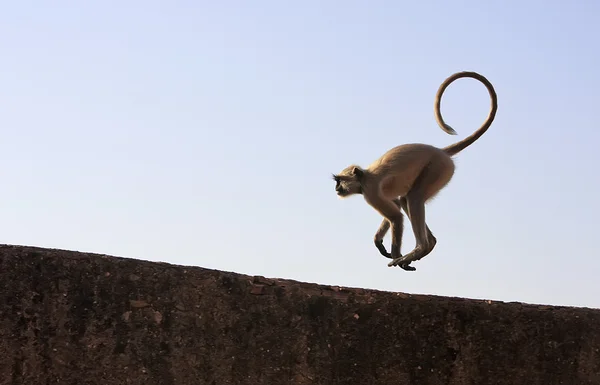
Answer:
1, 1, 599, 309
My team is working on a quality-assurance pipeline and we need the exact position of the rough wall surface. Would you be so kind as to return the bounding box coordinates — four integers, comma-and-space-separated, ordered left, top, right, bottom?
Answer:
0, 244, 599, 385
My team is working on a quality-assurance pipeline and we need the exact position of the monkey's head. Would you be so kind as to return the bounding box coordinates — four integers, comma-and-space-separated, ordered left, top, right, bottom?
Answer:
332, 165, 365, 198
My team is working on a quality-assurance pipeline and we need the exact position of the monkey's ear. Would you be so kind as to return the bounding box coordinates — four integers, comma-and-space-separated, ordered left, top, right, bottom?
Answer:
352, 167, 363, 178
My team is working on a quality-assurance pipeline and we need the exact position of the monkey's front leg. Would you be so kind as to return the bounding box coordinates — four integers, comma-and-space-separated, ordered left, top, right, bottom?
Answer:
373, 198, 405, 259
374, 216, 415, 271
389, 215, 416, 271
374, 218, 393, 259
365, 194, 415, 271
373, 200, 415, 271
389, 196, 429, 269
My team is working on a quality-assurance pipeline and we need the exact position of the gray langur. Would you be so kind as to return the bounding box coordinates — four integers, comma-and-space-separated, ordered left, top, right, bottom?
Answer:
332, 71, 498, 271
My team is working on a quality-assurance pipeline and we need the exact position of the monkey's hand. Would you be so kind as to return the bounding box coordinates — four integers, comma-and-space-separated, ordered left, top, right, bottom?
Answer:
374, 240, 393, 259
387, 256, 416, 271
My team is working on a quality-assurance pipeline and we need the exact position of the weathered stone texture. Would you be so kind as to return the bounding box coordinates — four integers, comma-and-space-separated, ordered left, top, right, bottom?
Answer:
0, 244, 599, 384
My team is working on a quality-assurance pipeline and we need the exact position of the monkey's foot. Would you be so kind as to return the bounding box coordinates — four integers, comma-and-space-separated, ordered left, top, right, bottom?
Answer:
387, 257, 416, 271
374, 240, 393, 259
400, 263, 416, 271
390, 245, 426, 267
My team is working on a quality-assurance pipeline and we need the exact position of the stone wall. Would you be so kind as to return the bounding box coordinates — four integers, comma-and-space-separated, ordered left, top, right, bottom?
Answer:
1, 244, 599, 384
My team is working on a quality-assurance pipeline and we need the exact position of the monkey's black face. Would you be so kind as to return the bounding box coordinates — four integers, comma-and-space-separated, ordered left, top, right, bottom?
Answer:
332, 165, 364, 198
333, 175, 349, 196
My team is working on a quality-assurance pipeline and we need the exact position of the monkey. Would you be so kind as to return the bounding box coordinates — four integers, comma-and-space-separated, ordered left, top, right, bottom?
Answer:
332, 71, 498, 271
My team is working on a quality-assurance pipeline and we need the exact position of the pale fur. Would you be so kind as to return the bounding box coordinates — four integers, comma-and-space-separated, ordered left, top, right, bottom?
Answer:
332, 71, 498, 271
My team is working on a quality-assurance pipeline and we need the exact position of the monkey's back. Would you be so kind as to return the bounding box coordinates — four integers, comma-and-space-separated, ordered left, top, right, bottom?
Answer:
368, 143, 448, 171
367, 143, 453, 198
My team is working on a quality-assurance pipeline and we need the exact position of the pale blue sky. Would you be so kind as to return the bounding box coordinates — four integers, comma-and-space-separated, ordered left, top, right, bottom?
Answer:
2, 1, 599, 308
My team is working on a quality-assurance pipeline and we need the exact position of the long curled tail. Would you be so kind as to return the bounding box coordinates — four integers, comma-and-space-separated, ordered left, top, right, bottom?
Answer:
434, 71, 498, 157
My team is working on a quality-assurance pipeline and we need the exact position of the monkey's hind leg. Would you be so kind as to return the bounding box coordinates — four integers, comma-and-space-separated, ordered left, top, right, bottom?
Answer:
400, 197, 437, 256
389, 162, 449, 268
